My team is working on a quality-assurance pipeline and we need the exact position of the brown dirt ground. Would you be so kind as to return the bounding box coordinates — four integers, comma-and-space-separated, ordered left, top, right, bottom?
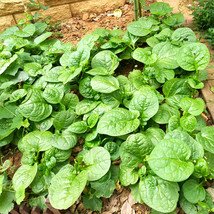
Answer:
53, 1, 154, 46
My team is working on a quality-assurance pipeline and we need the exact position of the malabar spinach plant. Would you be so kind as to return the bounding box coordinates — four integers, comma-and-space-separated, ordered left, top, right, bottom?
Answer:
0, 2, 214, 213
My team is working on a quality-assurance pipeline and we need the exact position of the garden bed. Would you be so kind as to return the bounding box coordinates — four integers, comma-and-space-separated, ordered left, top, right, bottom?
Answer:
1, 1, 214, 214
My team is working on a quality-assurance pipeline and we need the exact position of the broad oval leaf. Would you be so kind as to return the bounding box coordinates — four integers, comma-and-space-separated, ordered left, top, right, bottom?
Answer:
43, 84, 64, 104
127, 20, 152, 37
152, 103, 180, 124
97, 108, 140, 136
152, 42, 179, 69
196, 126, 214, 154
177, 43, 210, 71
51, 130, 77, 150
18, 131, 53, 153
148, 139, 194, 182
149, 2, 173, 16
132, 47, 157, 65
180, 114, 197, 133
165, 129, 204, 160
128, 86, 159, 122
163, 78, 193, 108
75, 99, 100, 115
120, 133, 154, 168
182, 179, 206, 204
49, 165, 88, 209
19, 89, 52, 122
180, 97, 205, 116
13, 164, 37, 191
171, 27, 196, 42
91, 75, 120, 94
83, 147, 111, 181
139, 175, 179, 213
91, 50, 119, 72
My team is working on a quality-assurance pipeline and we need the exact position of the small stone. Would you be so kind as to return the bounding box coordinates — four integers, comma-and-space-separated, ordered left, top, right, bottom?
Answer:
82, 13, 89, 21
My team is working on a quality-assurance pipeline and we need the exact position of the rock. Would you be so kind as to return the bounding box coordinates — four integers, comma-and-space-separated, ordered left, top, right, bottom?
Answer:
39, 0, 84, 7
82, 13, 89, 21
0, 15, 16, 33
0, 0, 25, 16
70, 0, 126, 16
40, 4, 72, 22
121, 201, 135, 214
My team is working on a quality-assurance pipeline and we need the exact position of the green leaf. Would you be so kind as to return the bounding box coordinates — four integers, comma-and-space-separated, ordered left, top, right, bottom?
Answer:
196, 126, 214, 154
83, 147, 111, 181
163, 13, 184, 27
79, 76, 97, 99
0, 114, 23, 140
120, 133, 154, 168
0, 191, 15, 214
18, 131, 53, 153
163, 78, 193, 108
58, 67, 82, 84
152, 103, 180, 124
82, 195, 102, 212
144, 127, 165, 146
13, 164, 37, 204
177, 43, 210, 71
78, 33, 100, 49
52, 130, 77, 150
75, 99, 100, 115
149, 2, 173, 16
34, 32, 53, 45
127, 20, 152, 37
68, 46, 90, 68
152, 42, 179, 69
9, 89, 27, 103
19, 89, 52, 122
180, 97, 205, 116
154, 66, 174, 84
49, 164, 88, 209
182, 179, 206, 204
87, 113, 99, 128
180, 114, 197, 132
130, 183, 143, 203
119, 166, 138, 186
171, 27, 196, 42
128, 86, 159, 121
165, 130, 204, 160
86, 67, 109, 76
139, 175, 179, 213
91, 50, 119, 72
148, 139, 194, 182
91, 75, 120, 93
68, 121, 87, 134
29, 196, 47, 210
43, 66, 63, 83
179, 194, 198, 214
34, 117, 54, 131
43, 84, 64, 104
15, 24, 36, 37
101, 90, 122, 108
53, 111, 75, 131
97, 108, 140, 136
90, 175, 116, 198
132, 47, 157, 65
61, 93, 79, 110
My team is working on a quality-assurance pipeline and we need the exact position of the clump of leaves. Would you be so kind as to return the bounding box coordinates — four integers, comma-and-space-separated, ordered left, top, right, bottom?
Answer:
0, 2, 213, 214
191, 0, 214, 30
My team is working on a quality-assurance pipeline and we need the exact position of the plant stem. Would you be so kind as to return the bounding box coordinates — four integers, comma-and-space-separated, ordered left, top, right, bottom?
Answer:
134, 0, 138, 21
138, 1, 142, 18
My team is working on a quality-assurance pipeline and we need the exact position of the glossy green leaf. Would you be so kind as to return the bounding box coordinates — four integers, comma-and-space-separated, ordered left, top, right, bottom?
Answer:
149, 139, 194, 182
97, 108, 140, 136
